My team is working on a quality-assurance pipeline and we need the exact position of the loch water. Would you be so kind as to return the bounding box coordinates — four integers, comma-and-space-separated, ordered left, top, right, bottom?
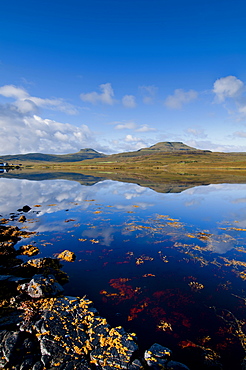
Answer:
2, 176, 246, 368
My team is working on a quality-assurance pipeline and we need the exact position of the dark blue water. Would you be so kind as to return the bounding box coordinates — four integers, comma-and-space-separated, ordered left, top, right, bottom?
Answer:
1, 178, 246, 368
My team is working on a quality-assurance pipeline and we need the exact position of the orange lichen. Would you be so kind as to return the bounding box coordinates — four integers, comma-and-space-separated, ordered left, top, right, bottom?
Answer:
57, 250, 76, 262
157, 320, 173, 331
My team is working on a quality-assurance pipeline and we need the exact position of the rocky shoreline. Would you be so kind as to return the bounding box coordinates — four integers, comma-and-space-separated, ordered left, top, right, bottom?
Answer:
0, 209, 239, 369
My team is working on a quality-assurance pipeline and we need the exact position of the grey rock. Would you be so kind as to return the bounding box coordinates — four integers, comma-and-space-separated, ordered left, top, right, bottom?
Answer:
3, 331, 21, 363
144, 343, 172, 369
145, 343, 172, 360
54, 359, 91, 370
128, 359, 144, 370
90, 326, 138, 369
34, 297, 90, 367
22, 274, 64, 298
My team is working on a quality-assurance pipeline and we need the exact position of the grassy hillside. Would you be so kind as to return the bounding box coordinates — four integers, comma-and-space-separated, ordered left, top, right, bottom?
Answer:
104, 141, 210, 159
0, 142, 209, 163
0, 148, 106, 163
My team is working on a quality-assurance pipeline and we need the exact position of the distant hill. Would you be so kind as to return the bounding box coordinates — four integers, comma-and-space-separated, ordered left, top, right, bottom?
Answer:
107, 141, 211, 159
139, 141, 209, 152
0, 142, 211, 163
0, 148, 106, 163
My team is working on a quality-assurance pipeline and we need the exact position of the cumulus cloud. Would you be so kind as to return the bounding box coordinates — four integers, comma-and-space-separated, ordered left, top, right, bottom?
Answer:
122, 95, 136, 108
80, 83, 115, 105
135, 124, 156, 132
122, 135, 148, 151
185, 139, 246, 152
212, 76, 246, 120
113, 121, 156, 132
164, 89, 198, 109
114, 121, 137, 130
0, 95, 100, 155
125, 134, 141, 142
213, 76, 244, 102
139, 85, 158, 104
0, 84, 78, 115
185, 127, 207, 138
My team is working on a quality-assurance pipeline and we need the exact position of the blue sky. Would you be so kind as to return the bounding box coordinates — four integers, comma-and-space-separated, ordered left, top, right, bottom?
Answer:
1, 0, 246, 154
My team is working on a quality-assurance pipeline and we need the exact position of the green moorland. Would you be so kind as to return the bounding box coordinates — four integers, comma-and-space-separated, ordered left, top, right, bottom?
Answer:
3, 142, 246, 190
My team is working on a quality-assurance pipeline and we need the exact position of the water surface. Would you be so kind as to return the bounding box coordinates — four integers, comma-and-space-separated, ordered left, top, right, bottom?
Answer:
1, 177, 246, 368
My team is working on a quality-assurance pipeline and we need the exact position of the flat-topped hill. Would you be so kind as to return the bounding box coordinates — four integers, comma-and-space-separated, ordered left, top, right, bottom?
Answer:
140, 141, 209, 152
107, 141, 211, 159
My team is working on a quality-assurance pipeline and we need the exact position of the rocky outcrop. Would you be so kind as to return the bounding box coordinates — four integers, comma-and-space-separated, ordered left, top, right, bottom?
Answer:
57, 250, 76, 262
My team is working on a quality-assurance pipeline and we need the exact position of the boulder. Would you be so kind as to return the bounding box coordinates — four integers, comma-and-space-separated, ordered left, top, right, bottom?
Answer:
18, 215, 26, 223
19, 244, 40, 256
144, 343, 172, 369
21, 274, 64, 298
57, 250, 76, 262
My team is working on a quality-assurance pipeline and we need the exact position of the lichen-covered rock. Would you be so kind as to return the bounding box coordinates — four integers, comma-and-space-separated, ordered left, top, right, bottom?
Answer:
32, 297, 91, 367
18, 215, 26, 223
144, 343, 190, 370
19, 244, 40, 256
23, 258, 61, 270
0, 224, 36, 257
30, 297, 92, 367
20, 257, 69, 284
90, 326, 138, 369
128, 359, 144, 370
57, 250, 76, 262
17, 296, 138, 369
144, 343, 172, 369
21, 274, 64, 298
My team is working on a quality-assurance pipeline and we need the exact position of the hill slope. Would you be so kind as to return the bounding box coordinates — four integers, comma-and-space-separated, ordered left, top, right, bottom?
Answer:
139, 141, 209, 152
0, 148, 106, 163
0, 142, 211, 164
106, 141, 210, 160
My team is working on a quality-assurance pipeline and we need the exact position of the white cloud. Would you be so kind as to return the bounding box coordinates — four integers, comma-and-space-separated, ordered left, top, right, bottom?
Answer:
164, 89, 198, 109
0, 104, 98, 154
0, 85, 29, 99
233, 131, 246, 138
113, 121, 156, 132
213, 76, 244, 102
80, 83, 115, 105
125, 134, 141, 142
122, 95, 136, 108
185, 127, 207, 138
212, 76, 246, 120
0, 84, 78, 115
139, 85, 158, 104
186, 139, 246, 152
136, 124, 156, 132
114, 121, 137, 130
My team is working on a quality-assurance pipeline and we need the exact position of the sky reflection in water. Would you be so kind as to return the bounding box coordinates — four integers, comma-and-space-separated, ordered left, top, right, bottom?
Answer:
2, 178, 246, 368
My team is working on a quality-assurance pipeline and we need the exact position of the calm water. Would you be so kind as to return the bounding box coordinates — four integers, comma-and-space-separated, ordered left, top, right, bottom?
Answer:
2, 177, 246, 368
